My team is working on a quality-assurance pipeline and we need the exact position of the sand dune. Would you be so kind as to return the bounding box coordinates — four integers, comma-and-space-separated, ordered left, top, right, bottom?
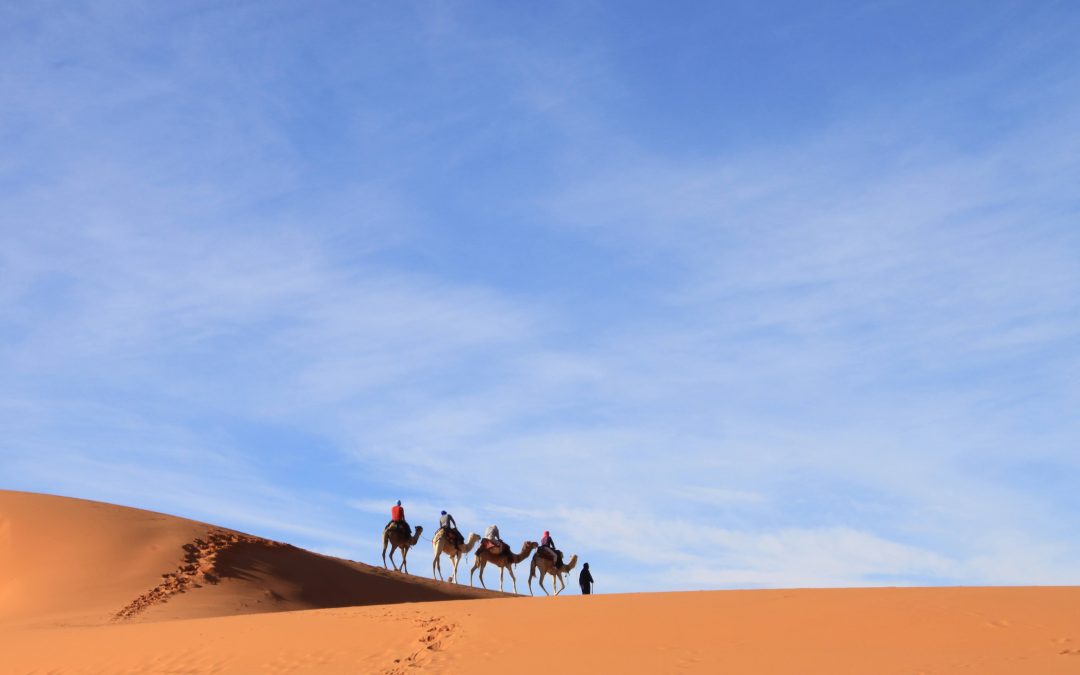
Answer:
3, 490, 1079, 674
0, 490, 503, 628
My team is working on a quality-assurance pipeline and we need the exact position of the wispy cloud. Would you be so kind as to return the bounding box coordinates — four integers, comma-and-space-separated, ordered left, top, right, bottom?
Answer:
2, 1, 1079, 591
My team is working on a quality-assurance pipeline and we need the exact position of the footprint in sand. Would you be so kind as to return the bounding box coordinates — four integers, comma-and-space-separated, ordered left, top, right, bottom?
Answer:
112, 529, 284, 621
383, 618, 457, 674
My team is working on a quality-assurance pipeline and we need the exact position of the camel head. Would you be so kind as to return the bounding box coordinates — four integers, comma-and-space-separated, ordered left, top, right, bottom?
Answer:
562, 554, 579, 572
411, 525, 424, 545
463, 532, 481, 548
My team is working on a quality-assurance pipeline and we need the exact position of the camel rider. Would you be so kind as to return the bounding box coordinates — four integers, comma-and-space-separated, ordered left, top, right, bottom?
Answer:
484, 524, 503, 554
439, 510, 462, 546
385, 500, 411, 537
540, 530, 564, 568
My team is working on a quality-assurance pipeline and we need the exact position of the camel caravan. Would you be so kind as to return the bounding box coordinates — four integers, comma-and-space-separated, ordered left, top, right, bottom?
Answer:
380, 501, 579, 596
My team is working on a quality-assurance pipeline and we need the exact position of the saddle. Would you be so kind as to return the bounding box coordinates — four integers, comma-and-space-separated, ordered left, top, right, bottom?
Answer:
480, 538, 504, 555
540, 546, 563, 566
387, 520, 412, 538
441, 527, 464, 546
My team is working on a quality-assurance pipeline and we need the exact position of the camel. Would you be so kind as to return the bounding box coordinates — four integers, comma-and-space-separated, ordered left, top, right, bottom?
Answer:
469, 540, 538, 594
431, 530, 481, 583
528, 551, 579, 596
381, 524, 423, 574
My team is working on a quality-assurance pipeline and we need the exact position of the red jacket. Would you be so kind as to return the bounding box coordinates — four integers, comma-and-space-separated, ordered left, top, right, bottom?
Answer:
391, 505, 405, 522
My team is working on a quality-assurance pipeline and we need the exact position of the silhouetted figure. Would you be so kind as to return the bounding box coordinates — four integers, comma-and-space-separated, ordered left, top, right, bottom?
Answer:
579, 562, 594, 594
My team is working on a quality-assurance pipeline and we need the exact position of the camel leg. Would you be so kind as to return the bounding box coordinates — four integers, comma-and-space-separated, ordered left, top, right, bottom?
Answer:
508, 566, 518, 594
538, 570, 550, 596
555, 572, 564, 596
472, 560, 486, 589
469, 557, 481, 587
499, 566, 505, 592
401, 547, 409, 574
528, 563, 536, 596
432, 551, 441, 581
382, 541, 389, 569
450, 554, 459, 584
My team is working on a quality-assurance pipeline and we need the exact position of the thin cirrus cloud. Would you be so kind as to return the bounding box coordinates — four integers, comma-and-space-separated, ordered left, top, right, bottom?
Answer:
2, 2, 1079, 591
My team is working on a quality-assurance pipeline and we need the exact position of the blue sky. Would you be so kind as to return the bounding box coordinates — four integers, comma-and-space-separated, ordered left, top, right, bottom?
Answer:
2, 1, 1079, 592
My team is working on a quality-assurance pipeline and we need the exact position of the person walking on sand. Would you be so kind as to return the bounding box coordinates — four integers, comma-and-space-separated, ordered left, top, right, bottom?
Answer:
579, 562, 594, 595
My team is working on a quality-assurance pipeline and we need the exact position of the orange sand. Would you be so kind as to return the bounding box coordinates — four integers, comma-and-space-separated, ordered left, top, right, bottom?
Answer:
2, 490, 1078, 674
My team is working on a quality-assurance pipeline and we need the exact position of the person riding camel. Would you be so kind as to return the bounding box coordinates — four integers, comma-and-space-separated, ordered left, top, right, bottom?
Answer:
483, 523, 504, 554
385, 500, 411, 537
439, 510, 462, 546
540, 530, 564, 568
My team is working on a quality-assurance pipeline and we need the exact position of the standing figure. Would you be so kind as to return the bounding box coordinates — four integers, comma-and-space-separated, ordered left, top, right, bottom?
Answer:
579, 562, 594, 595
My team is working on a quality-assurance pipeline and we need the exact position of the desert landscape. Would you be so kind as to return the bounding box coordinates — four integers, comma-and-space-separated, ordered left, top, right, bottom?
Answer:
5, 2, 1079, 673
2, 490, 1078, 674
